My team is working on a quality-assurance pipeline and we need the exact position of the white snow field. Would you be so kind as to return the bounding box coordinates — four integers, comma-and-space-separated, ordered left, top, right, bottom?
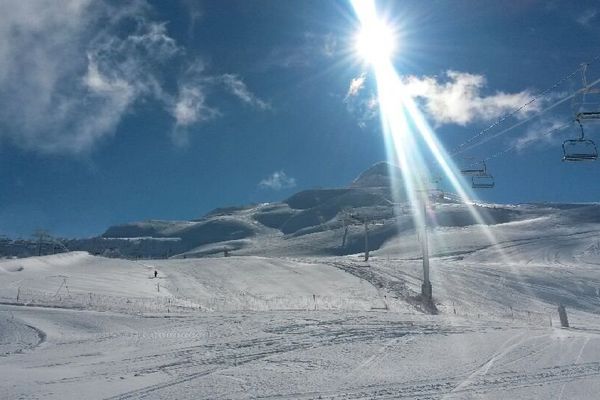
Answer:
2, 208, 600, 399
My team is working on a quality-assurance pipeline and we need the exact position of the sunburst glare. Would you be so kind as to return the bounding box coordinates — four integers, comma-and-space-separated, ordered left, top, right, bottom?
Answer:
351, 0, 513, 302
355, 22, 396, 64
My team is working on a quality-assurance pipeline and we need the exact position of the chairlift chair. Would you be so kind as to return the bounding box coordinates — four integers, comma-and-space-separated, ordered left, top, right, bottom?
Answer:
460, 158, 486, 176
562, 140, 598, 161
471, 173, 495, 189
562, 120, 598, 162
573, 92, 600, 121
573, 64, 600, 121
575, 111, 600, 121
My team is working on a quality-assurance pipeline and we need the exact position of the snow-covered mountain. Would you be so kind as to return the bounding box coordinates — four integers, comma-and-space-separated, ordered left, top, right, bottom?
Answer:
2, 162, 600, 399
59, 162, 600, 260
2, 206, 600, 398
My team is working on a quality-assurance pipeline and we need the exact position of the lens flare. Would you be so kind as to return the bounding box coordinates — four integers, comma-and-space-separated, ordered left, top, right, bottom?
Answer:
355, 23, 396, 64
350, 0, 515, 298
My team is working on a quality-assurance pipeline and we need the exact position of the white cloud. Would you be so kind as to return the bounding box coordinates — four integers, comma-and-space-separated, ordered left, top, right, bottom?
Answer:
219, 74, 270, 110
0, 0, 174, 153
345, 73, 367, 99
577, 9, 597, 26
0, 0, 267, 154
344, 72, 378, 129
170, 85, 220, 146
259, 171, 297, 190
321, 33, 337, 58
83, 56, 132, 95
261, 32, 339, 70
401, 71, 542, 126
513, 118, 569, 152
344, 70, 545, 128
173, 87, 213, 126
166, 64, 268, 145
181, 0, 203, 38
127, 22, 180, 60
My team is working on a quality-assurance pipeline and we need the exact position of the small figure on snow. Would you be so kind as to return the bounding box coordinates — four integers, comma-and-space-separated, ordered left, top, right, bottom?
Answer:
154, 270, 158, 278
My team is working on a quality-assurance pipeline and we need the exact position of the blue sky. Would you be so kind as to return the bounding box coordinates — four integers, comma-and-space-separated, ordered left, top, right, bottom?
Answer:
1, 0, 600, 238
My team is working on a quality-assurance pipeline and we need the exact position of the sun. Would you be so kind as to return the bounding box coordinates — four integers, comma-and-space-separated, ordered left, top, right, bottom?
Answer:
355, 21, 396, 64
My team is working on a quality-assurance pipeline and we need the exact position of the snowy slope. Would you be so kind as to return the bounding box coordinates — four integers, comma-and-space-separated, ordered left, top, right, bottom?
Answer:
0, 252, 391, 313
1, 200, 600, 398
0, 252, 163, 298
56, 161, 598, 263
0, 252, 174, 313
149, 256, 389, 311
0, 307, 599, 399
18, 161, 599, 263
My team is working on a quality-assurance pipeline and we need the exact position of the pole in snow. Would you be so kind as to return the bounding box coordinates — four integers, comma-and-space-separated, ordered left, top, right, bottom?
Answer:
419, 193, 432, 301
364, 220, 370, 262
558, 303, 569, 327
346, 212, 371, 262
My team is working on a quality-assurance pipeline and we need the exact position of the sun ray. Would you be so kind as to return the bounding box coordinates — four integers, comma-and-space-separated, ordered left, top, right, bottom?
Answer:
351, 0, 517, 302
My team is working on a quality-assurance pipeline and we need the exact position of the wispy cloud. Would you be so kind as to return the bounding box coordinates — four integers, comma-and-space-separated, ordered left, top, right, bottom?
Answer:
167, 64, 269, 145
258, 171, 297, 190
219, 74, 270, 110
345, 70, 545, 128
170, 85, 221, 146
577, 9, 597, 26
345, 73, 367, 99
513, 118, 569, 152
0, 0, 127, 153
261, 32, 339, 70
181, 0, 203, 38
345, 95, 378, 129
0, 0, 182, 153
344, 72, 379, 129
0, 0, 267, 154
321, 33, 338, 58
401, 71, 543, 126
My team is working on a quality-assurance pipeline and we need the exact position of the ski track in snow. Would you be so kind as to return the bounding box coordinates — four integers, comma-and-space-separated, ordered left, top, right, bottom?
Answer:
1, 303, 599, 399
2, 210, 600, 399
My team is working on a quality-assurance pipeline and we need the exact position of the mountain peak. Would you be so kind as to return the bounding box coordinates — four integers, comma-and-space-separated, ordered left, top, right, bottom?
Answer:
350, 161, 402, 188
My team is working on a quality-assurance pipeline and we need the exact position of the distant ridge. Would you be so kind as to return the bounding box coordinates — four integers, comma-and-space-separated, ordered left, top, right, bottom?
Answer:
350, 161, 402, 188
6, 161, 575, 260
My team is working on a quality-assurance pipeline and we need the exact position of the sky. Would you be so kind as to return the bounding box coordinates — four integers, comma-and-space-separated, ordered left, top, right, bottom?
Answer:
1, 0, 600, 238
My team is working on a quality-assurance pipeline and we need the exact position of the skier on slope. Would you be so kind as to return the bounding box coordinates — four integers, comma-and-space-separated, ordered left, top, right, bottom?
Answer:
154, 270, 158, 278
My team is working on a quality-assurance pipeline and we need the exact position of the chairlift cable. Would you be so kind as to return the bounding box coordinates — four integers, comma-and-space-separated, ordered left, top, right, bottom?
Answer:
449, 67, 581, 155
480, 121, 572, 162
456, 120, 571, 186
454, 76, 600, 156
450, 56, 600, 156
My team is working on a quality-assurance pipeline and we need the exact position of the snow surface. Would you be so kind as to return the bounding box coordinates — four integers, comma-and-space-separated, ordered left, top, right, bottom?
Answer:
2, 205, 600, 399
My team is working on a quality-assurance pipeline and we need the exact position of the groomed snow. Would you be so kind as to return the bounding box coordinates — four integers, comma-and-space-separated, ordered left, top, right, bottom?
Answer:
1, 209, 600, 399
151, 256, 390, 312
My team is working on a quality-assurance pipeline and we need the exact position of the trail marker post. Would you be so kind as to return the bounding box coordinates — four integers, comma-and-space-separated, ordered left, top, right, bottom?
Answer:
558, 303, 569, 327
418, 192, 432, 301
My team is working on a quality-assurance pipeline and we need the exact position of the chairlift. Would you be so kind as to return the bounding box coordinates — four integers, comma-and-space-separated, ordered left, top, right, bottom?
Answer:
468, 161, 495, 189
562, 120, 598, 162
562, 140, 598, 161
575, 111, 600, 121
472, 173, 495, 189
431, 176, 445, 200
573, 64, 600, 121
460, 157, 486, 176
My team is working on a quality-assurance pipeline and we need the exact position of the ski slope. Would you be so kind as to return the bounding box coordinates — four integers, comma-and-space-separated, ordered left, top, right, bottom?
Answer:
0, 253, 389, 313
150, 256, 390, 312
1, 208, 600, 399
